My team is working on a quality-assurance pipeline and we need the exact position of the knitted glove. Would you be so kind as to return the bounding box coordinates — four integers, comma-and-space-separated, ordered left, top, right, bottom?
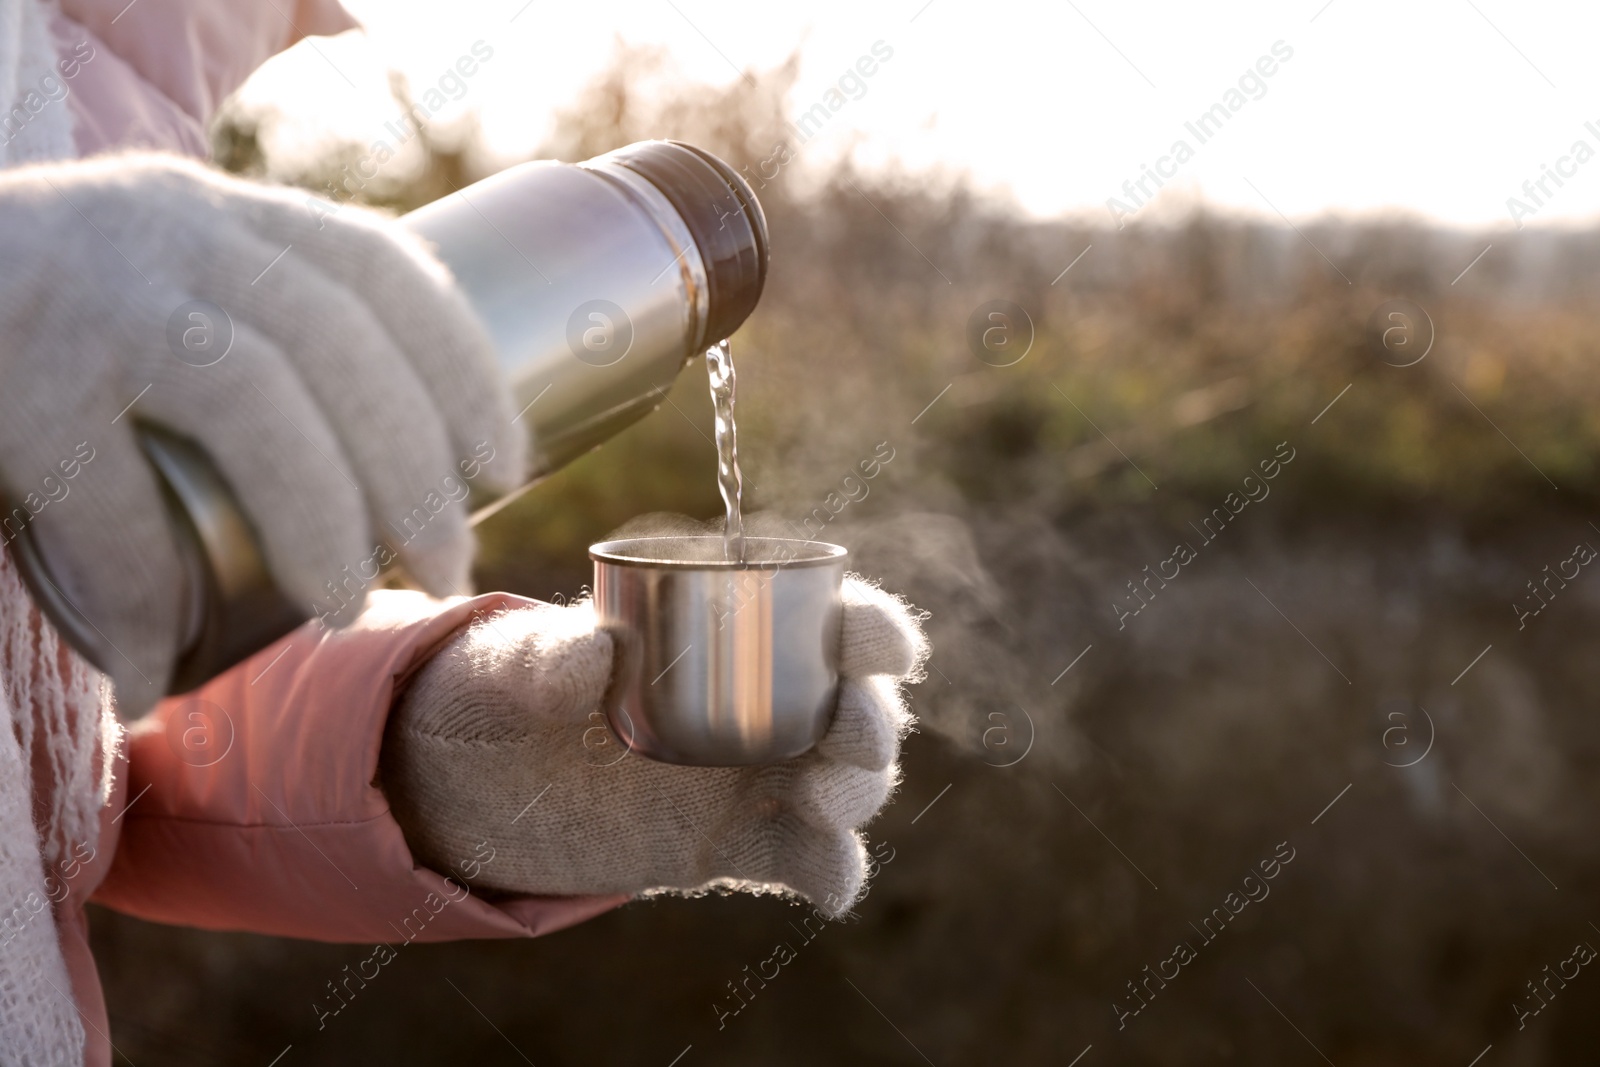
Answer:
0, 154, 523, 711
381, 577, 928, 917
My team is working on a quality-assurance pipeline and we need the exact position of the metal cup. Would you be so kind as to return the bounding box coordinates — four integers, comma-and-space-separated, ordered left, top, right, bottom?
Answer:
591, 535, 846, 766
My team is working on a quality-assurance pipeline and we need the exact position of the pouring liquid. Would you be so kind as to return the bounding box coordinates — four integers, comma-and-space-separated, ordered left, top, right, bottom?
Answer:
706, 339, 746, 563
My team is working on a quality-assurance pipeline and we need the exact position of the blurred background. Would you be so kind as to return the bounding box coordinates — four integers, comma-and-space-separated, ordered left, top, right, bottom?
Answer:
89, 2, 1600, 1063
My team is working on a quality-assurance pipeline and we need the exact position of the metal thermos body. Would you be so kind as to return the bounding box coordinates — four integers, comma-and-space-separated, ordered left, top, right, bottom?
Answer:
11, 140, 768, 696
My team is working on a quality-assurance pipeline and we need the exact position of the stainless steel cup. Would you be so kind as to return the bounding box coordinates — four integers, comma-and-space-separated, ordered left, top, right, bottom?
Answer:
591, 536, 846, 766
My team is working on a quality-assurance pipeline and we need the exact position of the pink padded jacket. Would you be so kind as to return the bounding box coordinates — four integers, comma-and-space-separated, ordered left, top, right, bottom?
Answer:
40, 5, 627, 1065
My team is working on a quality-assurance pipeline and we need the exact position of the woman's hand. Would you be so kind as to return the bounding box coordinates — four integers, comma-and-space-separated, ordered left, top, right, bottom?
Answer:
0, 154, 523, 710
381, 576, 928, 917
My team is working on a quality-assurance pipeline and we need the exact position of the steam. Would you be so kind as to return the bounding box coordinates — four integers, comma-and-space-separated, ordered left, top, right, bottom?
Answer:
606, 509, 1092, 772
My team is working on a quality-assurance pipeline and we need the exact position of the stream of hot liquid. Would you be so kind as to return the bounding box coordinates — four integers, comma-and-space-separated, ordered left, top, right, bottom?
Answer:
706, 338, 746, 563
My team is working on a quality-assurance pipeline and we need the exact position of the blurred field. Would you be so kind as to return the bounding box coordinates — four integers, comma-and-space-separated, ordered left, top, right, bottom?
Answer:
91, 50, 1600, 1065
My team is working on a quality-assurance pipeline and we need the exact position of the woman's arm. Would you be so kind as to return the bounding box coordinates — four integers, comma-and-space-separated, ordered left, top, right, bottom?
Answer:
91, 589, 628, 942
51, 0, 357, 157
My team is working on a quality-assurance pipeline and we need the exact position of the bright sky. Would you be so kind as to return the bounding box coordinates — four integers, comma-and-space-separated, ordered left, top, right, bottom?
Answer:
237, 0, 1600, 229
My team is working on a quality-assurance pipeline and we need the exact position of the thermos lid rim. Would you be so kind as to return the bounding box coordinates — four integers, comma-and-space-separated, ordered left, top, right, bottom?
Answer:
601, 140, 769, 345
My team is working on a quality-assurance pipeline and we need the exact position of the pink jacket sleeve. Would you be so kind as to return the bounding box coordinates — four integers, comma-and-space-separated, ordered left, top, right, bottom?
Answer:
92, 590, 630, 941
50, 0, 361, 157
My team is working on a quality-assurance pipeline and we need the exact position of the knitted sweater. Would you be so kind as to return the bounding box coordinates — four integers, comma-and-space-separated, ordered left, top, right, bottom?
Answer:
0, 550, 114, 1066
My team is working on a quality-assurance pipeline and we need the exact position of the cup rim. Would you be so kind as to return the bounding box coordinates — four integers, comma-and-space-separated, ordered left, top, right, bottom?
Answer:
590, 535, 847, 570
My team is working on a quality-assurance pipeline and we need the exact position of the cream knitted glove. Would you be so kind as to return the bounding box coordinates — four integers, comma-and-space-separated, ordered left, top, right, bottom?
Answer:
0, 154, 524, 711
382, 576, 927, 917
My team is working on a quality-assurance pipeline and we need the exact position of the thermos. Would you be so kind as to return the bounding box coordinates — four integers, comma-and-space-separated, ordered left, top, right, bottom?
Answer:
11, 140, 769, 695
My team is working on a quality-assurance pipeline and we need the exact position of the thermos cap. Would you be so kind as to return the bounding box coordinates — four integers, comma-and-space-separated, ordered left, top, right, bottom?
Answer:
595, 140, 770, 345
